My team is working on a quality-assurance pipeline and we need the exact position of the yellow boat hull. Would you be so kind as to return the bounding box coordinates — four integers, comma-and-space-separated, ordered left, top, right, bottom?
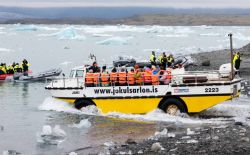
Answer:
57, 94, 235, 114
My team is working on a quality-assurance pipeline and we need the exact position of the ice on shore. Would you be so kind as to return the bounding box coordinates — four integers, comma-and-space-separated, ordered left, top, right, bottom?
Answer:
96, 37, 132, 45
70, 119, 91, 128
37, 125, 66, 145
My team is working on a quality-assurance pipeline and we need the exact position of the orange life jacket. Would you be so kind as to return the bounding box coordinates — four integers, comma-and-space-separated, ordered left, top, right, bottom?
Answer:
144, 70, 152, 83
101, 73, 109, 85
135, 71, 143, 84
93, 73, 100, 85
127, 71, 135, 85
118, 72, 127, 84
110, 72, 117, 82
85, 73, 94, 84
152, 73, 159, 85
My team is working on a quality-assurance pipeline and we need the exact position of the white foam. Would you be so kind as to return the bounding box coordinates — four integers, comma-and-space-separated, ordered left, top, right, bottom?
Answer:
70, 119, 91, 128
96, 37, 132, 45
39, 97, 81, 114
105, 109, 224, 125
0, 48, 12, 52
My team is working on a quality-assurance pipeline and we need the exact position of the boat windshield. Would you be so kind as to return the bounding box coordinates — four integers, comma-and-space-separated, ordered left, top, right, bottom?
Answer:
69, 70, 75, 78
75, 70, 84, 77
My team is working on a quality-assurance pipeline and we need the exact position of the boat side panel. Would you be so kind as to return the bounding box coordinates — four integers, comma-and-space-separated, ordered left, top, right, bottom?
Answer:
181, 95, 232, 113
93, 98, 161, 114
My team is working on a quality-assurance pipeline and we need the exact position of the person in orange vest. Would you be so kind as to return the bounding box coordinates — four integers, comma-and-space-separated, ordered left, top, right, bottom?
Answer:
151, 66, 159, 85
160, 67, 172, 84
85, 69, 94, 87
144, 67, 152, 85
101, 66, 109, 87
118, 68, 127, 86
135, 68, 144, 85
93, 68, 101, 87
127, 68, 135, 85
110, 68, 118, 86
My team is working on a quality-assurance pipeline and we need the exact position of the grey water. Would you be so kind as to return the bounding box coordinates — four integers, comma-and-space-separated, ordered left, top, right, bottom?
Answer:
0, 25, 250, 154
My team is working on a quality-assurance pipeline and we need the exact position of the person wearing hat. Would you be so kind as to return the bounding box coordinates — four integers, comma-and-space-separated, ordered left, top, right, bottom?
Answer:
101, 66, 109, 87
158, 52, 167, 70
22, 59, 31, 76
233, 52, 241, 70
150, 51, 156, 66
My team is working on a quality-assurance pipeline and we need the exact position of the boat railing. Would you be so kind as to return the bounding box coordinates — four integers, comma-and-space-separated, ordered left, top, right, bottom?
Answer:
46, 70, 234, 88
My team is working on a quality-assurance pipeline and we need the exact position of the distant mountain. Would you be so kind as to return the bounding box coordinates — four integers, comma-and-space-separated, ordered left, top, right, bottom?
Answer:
1, 7, 250, 24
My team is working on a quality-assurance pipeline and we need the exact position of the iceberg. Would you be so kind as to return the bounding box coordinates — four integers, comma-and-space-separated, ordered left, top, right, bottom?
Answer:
96, 37, 132, 45
14, 24, 39, 31
39, 26, 86, 40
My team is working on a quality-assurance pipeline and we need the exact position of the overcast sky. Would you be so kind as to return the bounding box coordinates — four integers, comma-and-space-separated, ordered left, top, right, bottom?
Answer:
0, 0, 250, 8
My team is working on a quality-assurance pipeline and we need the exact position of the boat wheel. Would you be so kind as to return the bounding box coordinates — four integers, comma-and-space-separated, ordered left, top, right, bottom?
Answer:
159, 98, 187, 115
166, 104, 179, 115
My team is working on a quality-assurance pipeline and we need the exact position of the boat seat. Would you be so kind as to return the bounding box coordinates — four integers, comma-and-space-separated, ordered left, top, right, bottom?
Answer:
183, 76, 208, 83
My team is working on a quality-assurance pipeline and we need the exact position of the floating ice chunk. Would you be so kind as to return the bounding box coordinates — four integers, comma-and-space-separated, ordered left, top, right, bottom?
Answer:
69, 152, 77, 155
55, 27, 86, 40
151, 142, 164, 152
60, 61, 72, 66
186, 128, 195, 135
70, 119, 91, 128
154, 128, 168, 136
92, 33, 113, 37
53, 125, 66, 137
37, 125, 66, 145
200, 33, 220, 36
3, 150, 21, 155
41, 125, 52, 136
96, 37, 132, 45
14, 24, 38, 31
167, 133, 176, 138
157, 34, 188, 37
0, 48, 13, 52
39, 26, 86, 40
103, 141, 115, 147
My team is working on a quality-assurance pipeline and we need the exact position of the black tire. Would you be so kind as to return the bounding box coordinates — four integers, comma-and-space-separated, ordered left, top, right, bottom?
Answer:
74, 99, 95, 110
159, 98, 187, 115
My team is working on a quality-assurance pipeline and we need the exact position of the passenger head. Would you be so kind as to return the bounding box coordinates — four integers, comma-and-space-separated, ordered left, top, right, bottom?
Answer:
121, 68, 125, 72
89, 69, 93, 73
130, 68, 134, 72
134, 64, 139, 70
152, 51, 155, 55
93, 61, 97, 67
102, 66, 106, 71
151, 65, 156, 70
111, 68, 117, 73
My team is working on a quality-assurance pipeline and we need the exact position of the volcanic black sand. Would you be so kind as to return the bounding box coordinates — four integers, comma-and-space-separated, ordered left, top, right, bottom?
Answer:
105, 43, 250, 155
